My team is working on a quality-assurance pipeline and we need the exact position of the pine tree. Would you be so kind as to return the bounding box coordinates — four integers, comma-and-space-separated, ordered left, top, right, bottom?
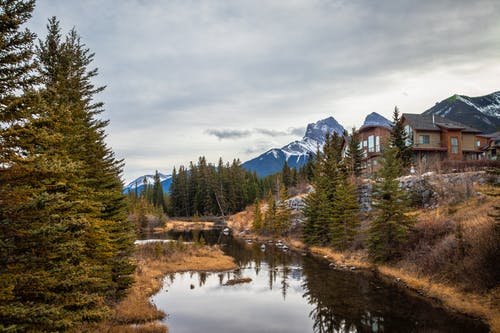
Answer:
264, 190, 277, 233
368, 145, 414, 262
345, 128, 363, 177
276, 184, 291, 235
152, 170, 166, 212
252, 200, 264, 232
282, 161, 292, 189
0, 16, 136, 330
390, 106, 412, 171
330, 174, 360, 250
0, 0, 36, 104
302, 134, 343, 246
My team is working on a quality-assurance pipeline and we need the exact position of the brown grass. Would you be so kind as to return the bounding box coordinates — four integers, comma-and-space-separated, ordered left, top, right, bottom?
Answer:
309, 247, 372, 269
157, 220, 215, 232
304, 185, 500, 332
88, 242, 237, 333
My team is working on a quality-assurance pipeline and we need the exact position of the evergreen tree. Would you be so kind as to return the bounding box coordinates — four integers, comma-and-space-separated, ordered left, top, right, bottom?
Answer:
390, 106, 412, 171
345, 128, 363, 177
302, 134, 343, 246
368, 146, 414, 262
276, 184, 291, 235
330, 174, 360, 250
252, 200, 263, 232
282, 161, 292, 189
0, 0, 36, 167
264, 190, 277, 233
152, 170, 166, 212
0, 15, 135, 330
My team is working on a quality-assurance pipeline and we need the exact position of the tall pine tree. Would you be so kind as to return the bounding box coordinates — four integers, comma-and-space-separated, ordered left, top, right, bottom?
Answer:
368, 145, 414, 262
390, 106, 412, 172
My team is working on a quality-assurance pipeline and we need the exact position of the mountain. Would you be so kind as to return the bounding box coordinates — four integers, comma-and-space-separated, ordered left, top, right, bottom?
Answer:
123, 173, 172, 194
242, 116, 345, 177
360, 112, 392, 129
422, 91, 500, 133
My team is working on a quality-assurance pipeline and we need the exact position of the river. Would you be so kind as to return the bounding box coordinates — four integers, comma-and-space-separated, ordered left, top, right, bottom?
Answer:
150, 231, 488, 333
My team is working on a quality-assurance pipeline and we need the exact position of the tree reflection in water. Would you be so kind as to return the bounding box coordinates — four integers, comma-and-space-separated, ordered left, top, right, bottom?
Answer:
154, 235, 488, 333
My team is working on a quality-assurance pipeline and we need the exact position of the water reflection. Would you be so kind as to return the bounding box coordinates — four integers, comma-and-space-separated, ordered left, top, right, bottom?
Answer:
151, 236, 487, 333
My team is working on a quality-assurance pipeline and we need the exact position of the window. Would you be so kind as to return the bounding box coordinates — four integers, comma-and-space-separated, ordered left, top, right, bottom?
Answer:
476, 140, 481, 147
375, 136, 380, 152
404, 125, 413, 145
451, 137, 459, 154
368, 135, 374, 152
418, 135, 430, 144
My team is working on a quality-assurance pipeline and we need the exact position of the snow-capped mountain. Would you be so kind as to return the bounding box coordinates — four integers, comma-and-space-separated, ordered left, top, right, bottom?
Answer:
123, 173, 172, 193
242, 117, 345, 177
360, 112, 392, 129
423, 91, 500, 133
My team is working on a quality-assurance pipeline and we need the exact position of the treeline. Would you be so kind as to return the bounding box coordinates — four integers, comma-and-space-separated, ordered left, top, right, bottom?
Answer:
0, 2, 134, 332
302, 108, 415, 261
169, 157, 269, 216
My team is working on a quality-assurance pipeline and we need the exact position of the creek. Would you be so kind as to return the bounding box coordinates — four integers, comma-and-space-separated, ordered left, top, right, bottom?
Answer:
149, 230, 488, 333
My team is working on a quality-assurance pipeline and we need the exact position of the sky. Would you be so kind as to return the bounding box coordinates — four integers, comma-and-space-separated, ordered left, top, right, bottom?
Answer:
27, 0, 500, 183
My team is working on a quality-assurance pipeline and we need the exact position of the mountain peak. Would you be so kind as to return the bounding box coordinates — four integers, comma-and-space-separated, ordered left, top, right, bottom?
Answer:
243, 116, 344, 177
303, 116, 344, 143
361, 112, 392, 129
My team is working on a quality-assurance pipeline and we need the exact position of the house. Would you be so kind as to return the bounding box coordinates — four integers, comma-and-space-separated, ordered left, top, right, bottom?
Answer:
357, 112, 392, 175
401, 113, 483, 168
477, 132, 500, 160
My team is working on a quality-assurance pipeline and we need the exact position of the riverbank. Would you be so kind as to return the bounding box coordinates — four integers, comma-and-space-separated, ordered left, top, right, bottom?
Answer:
228, 188, 499, 332
87, 242, 237, 333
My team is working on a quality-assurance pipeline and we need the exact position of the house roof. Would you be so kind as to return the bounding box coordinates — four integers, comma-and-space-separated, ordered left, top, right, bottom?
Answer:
402, 113, 481, 133
477, 131, 500, 138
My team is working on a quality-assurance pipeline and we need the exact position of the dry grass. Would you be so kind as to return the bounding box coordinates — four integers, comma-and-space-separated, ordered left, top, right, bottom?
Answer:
377, 266, 500, 333
228, 206, 254, 232
156, 220, 215, 232
88, 243, 237, 333
309, 247, 372, 269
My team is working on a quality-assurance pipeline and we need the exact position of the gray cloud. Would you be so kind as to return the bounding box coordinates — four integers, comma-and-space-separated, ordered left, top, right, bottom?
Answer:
27, 0, 500, 181
205, 129, 252, 140
206, 127, 306, 140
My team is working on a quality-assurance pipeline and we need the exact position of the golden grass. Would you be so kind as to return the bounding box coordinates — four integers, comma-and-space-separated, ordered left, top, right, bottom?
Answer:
156, 220, 215, 232
309, 247, 372, 269
89, 243, 237, 333
377, 266, 500, 333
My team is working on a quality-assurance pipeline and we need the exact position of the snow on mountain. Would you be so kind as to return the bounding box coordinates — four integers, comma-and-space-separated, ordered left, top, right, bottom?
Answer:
123, 173, 172, 193
242, 117, 345, 177
360, 112, 392, 129
423, 91, 500, 133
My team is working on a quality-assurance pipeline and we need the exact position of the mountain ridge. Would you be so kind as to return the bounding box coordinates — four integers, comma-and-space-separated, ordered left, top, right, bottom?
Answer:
241, 116, 345, 177
423, 91, 500, 133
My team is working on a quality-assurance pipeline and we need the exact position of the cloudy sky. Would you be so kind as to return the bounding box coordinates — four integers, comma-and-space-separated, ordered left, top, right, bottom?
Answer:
27, 0, 500, 182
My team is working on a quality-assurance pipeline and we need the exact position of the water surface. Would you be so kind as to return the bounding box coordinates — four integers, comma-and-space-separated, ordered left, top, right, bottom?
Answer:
151, 235, 488, 333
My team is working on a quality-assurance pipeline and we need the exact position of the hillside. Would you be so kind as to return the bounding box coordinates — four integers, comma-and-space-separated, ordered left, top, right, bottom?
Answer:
423, 91, 500, 133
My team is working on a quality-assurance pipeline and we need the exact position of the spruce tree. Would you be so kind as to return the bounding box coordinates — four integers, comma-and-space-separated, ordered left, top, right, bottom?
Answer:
252, 200, 263, 232
368, 146, 414, 262
330, 174, 360, 250
276, 184, 291, 235
390, 106, 412, 171
302, 134, 343, 246
264, 190, 277, 234
345, 128, 363, 177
